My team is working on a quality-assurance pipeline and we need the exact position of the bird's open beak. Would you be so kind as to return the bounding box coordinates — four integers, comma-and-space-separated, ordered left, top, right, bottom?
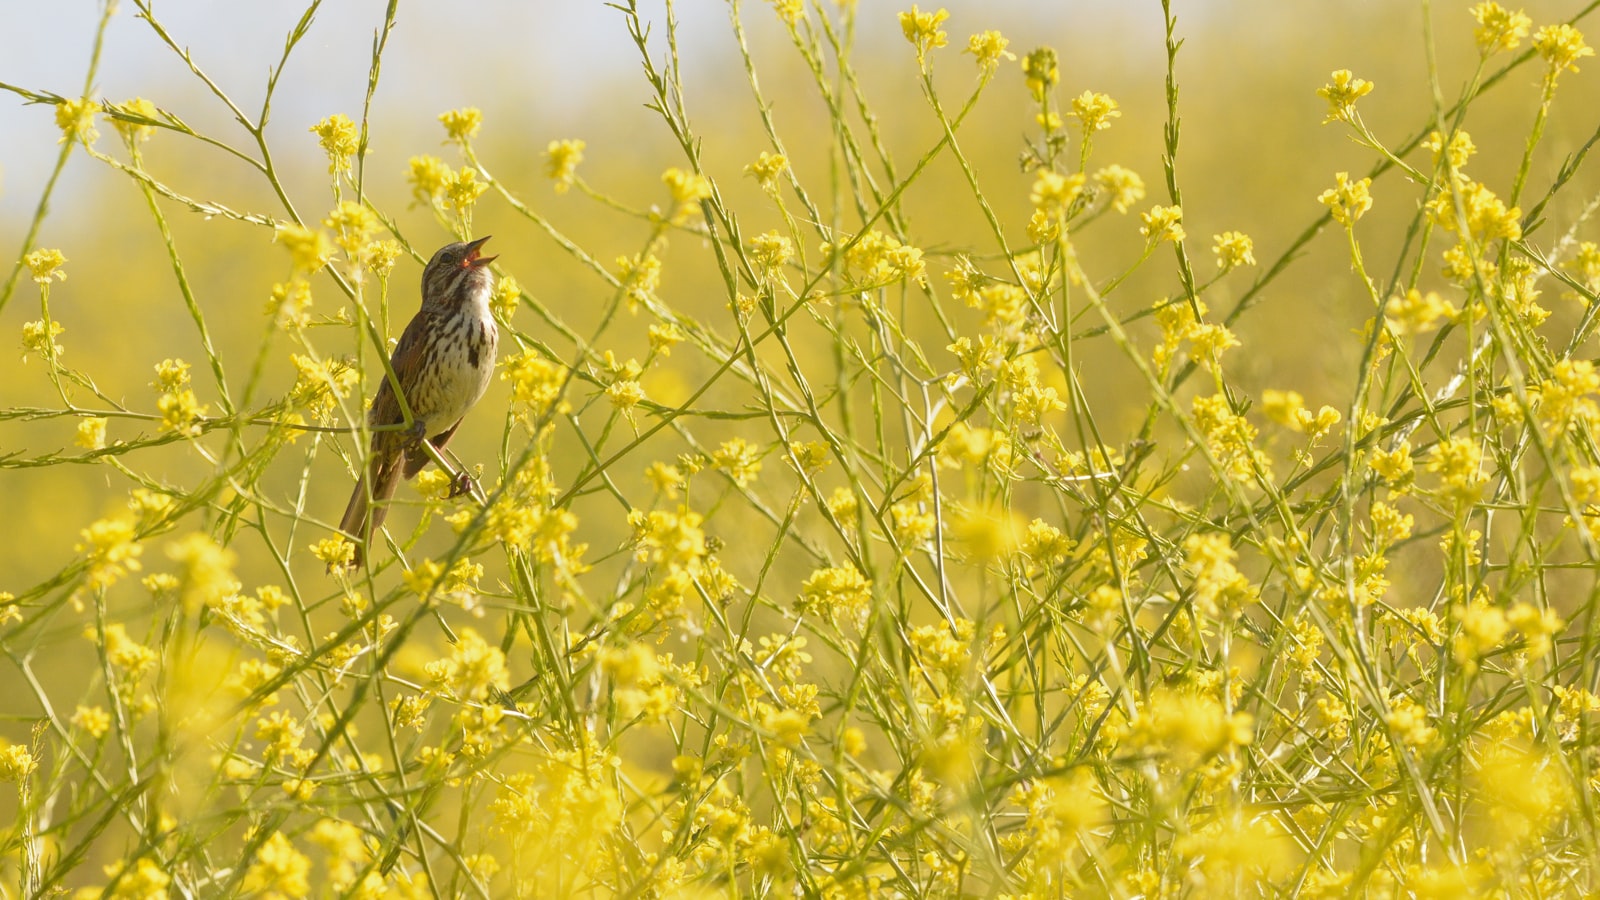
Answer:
463, 235, 496, 267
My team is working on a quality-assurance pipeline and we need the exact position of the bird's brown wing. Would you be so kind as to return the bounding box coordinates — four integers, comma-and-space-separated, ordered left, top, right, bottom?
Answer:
368, 309, 433, 453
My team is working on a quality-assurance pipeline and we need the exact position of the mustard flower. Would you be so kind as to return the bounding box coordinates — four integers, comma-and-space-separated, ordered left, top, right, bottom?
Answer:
1140, 204, 1185, 243
1316, 69, 1373, 124
438, 106, 482, 143
1030, 170, 1085, 217
545, 138, 586, 193
899, 5, 950, 64
76, 417, 107, 450
767, 0, 803, 26
276, 223, 334, 273
1534, 23, 1594, 77
1093, 164, 1145, 214
1069, 90, 1120, 132
1317, 172, 1372, 226
663, 166, 712, 223
309, 537, 356, 569
750, 231, 794, 276
310, 113, 359, 175
745, 151, 788, 190
1470, 3, 1531, 55
55, 97, 98, 145
444, 166, 489, 215
107, 97, 158, 143
78, 515, 143, 592
797, 564, 872, 630
712, 437, 762, 487
1212, 231, 1256, 269
0, 743, 37, 782
407, 154, 451, 206
1421, 128, 1476, 170
242, 832, 311, 898
1022, 47, 1059, 101
965, 30, 1015, 73
24, 248, 67, 285
321, 201, 378, 256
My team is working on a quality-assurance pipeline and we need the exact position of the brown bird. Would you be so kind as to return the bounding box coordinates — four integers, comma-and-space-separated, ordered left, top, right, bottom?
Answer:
338, 236, 499, 567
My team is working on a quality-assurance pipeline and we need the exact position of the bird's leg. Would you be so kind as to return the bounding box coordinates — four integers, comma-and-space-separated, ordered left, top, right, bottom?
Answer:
402, 419, 428, 448
447, 470, 475, 498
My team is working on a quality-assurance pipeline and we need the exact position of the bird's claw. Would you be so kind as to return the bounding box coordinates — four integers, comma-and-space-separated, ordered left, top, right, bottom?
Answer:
447, 471, 474, 499
402, 420, 427, 449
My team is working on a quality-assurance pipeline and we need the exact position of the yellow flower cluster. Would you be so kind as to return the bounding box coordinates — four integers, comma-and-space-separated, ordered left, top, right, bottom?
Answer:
1316, 69, 1373, 124
1470, 2, 1531, 56
545, 138, 586, 193
964, 30, 1014, 74
898, 5, 949, 64
152, 358, 208, 436
1317, 172, 1372, 226
1193, 392, 1271, 483
797, 564, 873, 631
310, 113, 359, 175
1139, 204, 1185, 243
826, 229, 926, 285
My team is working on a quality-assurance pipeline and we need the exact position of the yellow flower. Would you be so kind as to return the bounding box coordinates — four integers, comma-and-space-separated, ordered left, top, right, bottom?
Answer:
1426, 178, 1520, 241
76, 417, 108, 450
0, 741, 36, 784
663, 167, 712, 223
745, 151, 788, 190
1139, 204, 1185, 243
1022, 47, 1059, 101
750, 231, 794, 276
826, 230, 926, 285
1425, 436, 1485, 505
24, 248, 67, 284
242, 832, 311, 898
606, 379, 645, 413
321, 201, 378, 256
310, 537, 356, 568
964, 30, 1014, 74
103, 858, 171, 898
310, 113, 359, 175
797, 565, 873, 631
438, 107, 482, 143
1534, 23, 1594, 77
158, 390, 208, 437
266, 280, 314, 329
107, 97, 158, 143
1317, 172, 1372, 226
1069, 91, 1120, 132
1093, 164, 1145, 214
545, 138, 586, 193
898, 5, 950, 64
361, 240, 401, 279
1316, 69, 1373, 124
1536, 358, 1600, 433
55, 97, 99, 145
766, 0, 803, 26
72, 701, 111, 736
1212, 231, 1256, 269
1030, 170, 1085, 217
1421, 128, 1476, 170
712, 437, 762, 487
407, 154, 451, 206
166, 533, 238, 615
444, 166, 489, 214
276, 223, 334, 273
490, 273, 521, 322
1470, 3, 1531, 55
616, 252, 662, 311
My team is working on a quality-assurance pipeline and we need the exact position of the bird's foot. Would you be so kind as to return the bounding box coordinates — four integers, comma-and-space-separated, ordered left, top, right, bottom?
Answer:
447, 470, 474, 499
402, 420, 427, 449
